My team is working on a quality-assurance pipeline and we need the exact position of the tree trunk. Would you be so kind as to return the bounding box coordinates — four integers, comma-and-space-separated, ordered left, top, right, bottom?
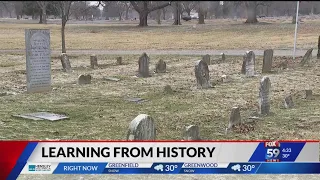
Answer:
61, 20, 67, 53
162, 8, 166, 20
125, 9, 129, 20
39, 13, 43, 24
156, 9, 161, 24
119, 13, 122, 21
245, 3, 258, 23
42, 7, 47, 24
173, 2, 181, 25
138, 10, 148, 26
16, 15, 20, 20
198, 11, 205, 24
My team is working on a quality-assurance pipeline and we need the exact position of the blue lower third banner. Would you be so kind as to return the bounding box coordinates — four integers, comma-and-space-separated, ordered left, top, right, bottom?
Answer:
47, 162, 320, 174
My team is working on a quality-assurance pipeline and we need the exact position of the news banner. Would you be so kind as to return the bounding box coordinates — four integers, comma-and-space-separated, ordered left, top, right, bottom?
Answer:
1, 140, 320, 179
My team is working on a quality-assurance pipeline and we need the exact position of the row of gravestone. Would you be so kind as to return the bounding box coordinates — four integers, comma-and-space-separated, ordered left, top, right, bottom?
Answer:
126, 89, 314, 140
60, 54, 124, 73
74, 48, 313, 89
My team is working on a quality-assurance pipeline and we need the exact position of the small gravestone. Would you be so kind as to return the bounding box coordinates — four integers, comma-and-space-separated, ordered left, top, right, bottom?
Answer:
164, 85, 173, 94
221, 53, 226, 61
262, 49, 273, 73
13, 112, 68, 121
60, 53, 71, 72
202, 54, 211, 65
25, 29, 51, 93
138, 53, 150, 77
155, 59, 166, 73
194, 60, 211, 89
304, 90, 313, 100
183, 125, 200, 140
241, 56, 246, 74
125, 97, 146, 103
259, 76, 271, 115
116, 57, 123, 65
317, 36, 320, 59
284, 95, 294, 108
244, 51, 255, 77
78, 74, 92, 85
226, 107, 241, 134
90, 54, 98, 69
103, 76, 120, 82
300, 48, 313, 66
126, 114, 156, 140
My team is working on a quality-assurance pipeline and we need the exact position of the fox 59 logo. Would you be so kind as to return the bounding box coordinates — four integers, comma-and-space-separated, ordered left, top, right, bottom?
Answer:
265, 141, 281, 162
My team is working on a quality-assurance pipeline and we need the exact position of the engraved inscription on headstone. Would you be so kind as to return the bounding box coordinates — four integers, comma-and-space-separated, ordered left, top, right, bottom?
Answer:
259, 76, 271, 115
25, 29, 51, 93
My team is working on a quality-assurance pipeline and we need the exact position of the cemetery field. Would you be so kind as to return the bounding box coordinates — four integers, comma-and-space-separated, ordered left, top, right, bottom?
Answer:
0, 53, 320, 141
0, 18, 319, 51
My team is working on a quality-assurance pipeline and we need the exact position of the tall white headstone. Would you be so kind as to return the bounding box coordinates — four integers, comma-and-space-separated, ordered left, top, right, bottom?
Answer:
25, 29, 51, 93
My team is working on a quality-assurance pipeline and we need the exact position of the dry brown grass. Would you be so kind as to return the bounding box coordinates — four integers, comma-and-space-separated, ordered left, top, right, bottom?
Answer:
1, 53, 320, 141
0, 18, 319, 51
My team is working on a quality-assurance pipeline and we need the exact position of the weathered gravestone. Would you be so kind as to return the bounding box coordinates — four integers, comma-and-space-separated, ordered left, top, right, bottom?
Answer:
244, 51, 255, 77
259, 76, 271, 115
25, 29, 51, 93
262, 49, 273, 73
241, 56, 246, 74
304, 90, 313, 100
78, 74, 92, 85
90, 54, 98, 69
183, 125, 200, 140
155, 59, 166, 73
60, 53, 71, 72
317, 36, 320, 59
221, 53, 226, 61
300, 48, 313, 66
284, 95, 294, 109
116, 57, 123, 65
195, 60, 211, 89
202, 54, 211, 65
164, 85, 173, 94
138, 53, 150, 77
126, 114, 156, 140
226, 107, 241, 133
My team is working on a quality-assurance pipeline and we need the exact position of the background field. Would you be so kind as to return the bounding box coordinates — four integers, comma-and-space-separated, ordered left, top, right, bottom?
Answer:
0, 17, 319, 51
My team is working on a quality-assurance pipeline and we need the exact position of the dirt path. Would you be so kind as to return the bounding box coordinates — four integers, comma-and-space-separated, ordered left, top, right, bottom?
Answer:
0, 49, 318, 56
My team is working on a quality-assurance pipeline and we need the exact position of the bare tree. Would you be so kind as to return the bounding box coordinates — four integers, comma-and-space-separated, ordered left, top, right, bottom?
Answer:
181, 1, 196, 16
37, 1, 48, 24
130, 1, 171, 26
195, 1, 209, 24
52, 1, 73, 53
